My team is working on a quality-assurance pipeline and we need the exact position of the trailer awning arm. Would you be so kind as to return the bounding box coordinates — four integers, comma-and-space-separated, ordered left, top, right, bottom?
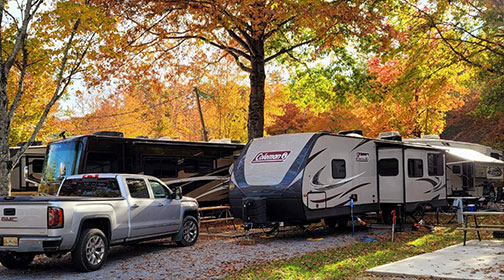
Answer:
439, 147, 504, 165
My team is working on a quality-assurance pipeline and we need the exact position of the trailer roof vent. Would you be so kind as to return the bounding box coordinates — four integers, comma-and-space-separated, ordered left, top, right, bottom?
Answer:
93, 131, 124, 137
421, 134, 440, 139
379, 131, 402, 141
338, 129, 363, 136
209, 138, 231, 143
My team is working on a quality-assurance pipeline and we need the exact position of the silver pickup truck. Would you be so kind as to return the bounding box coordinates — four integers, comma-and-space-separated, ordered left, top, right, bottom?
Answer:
0, 174, 199, 271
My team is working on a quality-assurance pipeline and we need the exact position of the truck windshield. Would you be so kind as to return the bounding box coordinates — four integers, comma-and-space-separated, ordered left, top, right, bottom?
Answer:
42, 141, 82, 183
59, 178, 121, 197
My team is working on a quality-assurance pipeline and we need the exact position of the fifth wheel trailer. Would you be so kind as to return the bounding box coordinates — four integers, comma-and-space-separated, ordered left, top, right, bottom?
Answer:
229, 131, 447, 228
9, 144, 46, 193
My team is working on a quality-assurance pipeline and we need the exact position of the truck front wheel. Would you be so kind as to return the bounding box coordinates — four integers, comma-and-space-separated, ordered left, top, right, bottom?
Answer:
176, 215, 199, 246
72, 228, 109, 272
0, 252, 35, 269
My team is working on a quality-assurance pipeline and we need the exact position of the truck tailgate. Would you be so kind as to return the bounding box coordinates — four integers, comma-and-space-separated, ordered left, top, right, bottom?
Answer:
0, 203, 48, 235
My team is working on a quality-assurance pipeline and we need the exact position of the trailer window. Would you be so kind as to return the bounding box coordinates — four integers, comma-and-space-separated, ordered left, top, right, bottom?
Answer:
59, 178, 121, 197
408, 159, 423, 178
127, 179, 150, 198
452, 165, 461, 174
32, 159, 44, 173
428, 153, 444, 176
378, 159, 399, 176
331, 160, 346, 179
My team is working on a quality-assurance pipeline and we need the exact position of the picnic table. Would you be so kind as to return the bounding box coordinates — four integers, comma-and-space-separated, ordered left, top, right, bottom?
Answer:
198, 205, 236, 232
457, 211, 504, 245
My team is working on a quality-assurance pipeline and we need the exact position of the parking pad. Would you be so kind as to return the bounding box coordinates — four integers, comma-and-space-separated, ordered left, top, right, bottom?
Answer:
367, 240, 504, 279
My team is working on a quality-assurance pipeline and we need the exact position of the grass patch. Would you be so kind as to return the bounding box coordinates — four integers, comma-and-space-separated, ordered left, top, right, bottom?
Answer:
227, 227, 485, 280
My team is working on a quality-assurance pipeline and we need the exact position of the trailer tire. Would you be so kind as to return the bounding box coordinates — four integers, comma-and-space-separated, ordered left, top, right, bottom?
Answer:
176, 215, 199, 247
71, 228, 109, 272
0, 252, 34, 269
325, 216, 349, 228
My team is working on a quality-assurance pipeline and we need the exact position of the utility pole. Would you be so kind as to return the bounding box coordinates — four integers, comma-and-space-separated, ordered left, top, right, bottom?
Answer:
193, 87, 208, 142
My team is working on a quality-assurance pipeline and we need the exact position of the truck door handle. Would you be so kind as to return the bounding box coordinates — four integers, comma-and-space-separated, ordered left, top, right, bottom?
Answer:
130, 204, 139, 209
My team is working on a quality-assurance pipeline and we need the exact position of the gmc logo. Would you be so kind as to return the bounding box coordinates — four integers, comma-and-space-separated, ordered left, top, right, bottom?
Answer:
252, 151, 291, 163
1, 217, 17, 222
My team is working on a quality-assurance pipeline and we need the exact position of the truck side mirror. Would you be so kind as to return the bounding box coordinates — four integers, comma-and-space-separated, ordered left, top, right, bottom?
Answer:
23, 166, 29, 179
175, 186, 182, 200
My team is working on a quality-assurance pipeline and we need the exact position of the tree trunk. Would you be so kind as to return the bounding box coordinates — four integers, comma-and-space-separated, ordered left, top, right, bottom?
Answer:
248, 45, 266, 141
0, 78, 11, 196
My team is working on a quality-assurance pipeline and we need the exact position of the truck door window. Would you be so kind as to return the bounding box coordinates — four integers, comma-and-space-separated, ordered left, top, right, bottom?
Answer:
126, 179, 150, 198
149, 180, 170, 198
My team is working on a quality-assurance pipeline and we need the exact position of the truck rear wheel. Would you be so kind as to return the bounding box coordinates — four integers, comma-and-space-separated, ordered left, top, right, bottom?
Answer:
176, 215, 199, 246
0, 252, 34, 269
72, 228, 109, 272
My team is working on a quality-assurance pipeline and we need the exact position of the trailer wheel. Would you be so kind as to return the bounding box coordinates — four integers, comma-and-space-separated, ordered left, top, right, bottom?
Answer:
325, 216, 349, 228
176, 215, 199, 246
71, 228, 109, 272
0, 252, 35, 269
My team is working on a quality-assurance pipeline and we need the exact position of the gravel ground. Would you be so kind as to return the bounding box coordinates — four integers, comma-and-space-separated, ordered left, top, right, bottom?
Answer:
0, 227, 386, 279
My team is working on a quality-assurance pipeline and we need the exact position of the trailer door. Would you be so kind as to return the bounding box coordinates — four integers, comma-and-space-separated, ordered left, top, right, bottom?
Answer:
378, 149, 404, 203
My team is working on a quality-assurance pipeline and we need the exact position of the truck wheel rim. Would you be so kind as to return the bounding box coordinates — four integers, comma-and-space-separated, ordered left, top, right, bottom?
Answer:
85, 235, 105, 265
183, 220, 198, 243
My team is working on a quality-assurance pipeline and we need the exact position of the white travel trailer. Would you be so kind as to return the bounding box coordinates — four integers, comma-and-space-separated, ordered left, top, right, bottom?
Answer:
404, 136, 504, 199
229, 131, 447, 227
10, 144, 46, 193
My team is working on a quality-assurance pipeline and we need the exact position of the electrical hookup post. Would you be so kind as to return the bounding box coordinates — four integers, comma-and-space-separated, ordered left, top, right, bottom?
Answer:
350, 194, 357, 236
391, 210, 397, 242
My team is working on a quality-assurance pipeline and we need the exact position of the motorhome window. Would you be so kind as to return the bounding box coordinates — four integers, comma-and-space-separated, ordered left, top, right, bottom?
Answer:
491, 153, 500, 159
143, 157, 178, 177
428, 153, 444, 176
31, 159, 44, 173
378, 159, 399, 176
126, 179, 150, 198
84, 152, 120, 173
183, 157, 214, 174
407, 159, 423, 177
331, 160, 346, 179
59, 178, 121, 197
149, 180, 170, 198
452, 165, 461, 174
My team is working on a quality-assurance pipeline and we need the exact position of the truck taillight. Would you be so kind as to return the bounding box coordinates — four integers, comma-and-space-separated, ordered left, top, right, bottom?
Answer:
48, 207, 64, 229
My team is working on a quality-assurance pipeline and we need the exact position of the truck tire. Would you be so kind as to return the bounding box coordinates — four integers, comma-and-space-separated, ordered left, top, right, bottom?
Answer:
0, 252, 35, 269
71, 228, 109, 272
176, 215, 199, 247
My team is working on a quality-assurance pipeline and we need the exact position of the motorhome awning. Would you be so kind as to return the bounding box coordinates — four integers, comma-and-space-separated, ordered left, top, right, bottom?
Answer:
438, 147, 504, 165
